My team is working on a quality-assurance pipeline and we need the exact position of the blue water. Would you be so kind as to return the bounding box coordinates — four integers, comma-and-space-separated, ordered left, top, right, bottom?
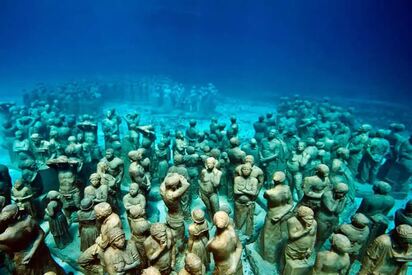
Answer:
0, 0, 411, 102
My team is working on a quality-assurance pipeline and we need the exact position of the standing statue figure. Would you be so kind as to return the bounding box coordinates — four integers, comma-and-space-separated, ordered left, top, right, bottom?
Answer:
160, 173, 190, 252
47, 156, 82, 222
300, 164, 331, 213
144, 223, 176, 275
284, 206, 317, 275
167, 154, 191, 219
241, 138, 260, 166
356, 180, 395, 256
184, 146, 202, 199
253, 116, 267, 144
260, 129, 286, 188
96, 161, 119, 212
103, 227, 141, 275
360, 224, 412, 275
155, 142, 170, 183
129, 205, 151, 269
347, 124, 371, 175
314, 183, 348, 250
335, 213, 370, 265
77, 198, 99, 252
227, 137, 246, 201
123, 183, 146, 225
258, 171, 293, 266
102, 109, 121, 149
11, 179, 35, 218
207, 211, 243, 275
312, 234, 351, 275
395, 199, 412, 227
100, 148, 124, 190
287, 141, 309, 200
44, 190, 72, 249
0, 204, 65, 275
234, 163, 259, 240
358, 131, 390, 184
179, 253, 206, 275
199, 157, 222, 219
129, 149, 151, 195
235, 155, 264, 189
84, 173, 109, 205
188, 209, 210, 269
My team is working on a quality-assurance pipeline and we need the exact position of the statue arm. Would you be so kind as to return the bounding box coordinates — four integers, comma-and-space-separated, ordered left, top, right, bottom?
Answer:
287, 220, 310, 240
172, 176, 190, 197
123, 242, 140, 271
212, 169, 222, 187
229, 236, 242, 274
23, 226, 45, 264
313, 252, 324, 273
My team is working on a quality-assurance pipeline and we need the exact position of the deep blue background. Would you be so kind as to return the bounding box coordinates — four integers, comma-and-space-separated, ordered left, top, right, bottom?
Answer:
0, 0, 411, 101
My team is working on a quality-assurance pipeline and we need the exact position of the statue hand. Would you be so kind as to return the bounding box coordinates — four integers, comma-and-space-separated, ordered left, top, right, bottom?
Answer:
22, 253, 32, 265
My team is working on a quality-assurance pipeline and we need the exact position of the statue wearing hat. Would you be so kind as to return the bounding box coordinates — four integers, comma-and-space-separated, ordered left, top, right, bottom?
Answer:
188, 209, 210, 269
179, 253, 206, 275
77, 198, 98, 251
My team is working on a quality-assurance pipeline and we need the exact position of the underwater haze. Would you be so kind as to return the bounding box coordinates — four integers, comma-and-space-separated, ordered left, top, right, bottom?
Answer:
0, 0, 411, 102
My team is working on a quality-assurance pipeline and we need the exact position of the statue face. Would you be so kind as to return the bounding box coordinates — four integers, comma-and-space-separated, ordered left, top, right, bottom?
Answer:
241, 166, 252, 177
113, 235, 126, 249
129, 185, 138, 196
105, 149, 114, 160
301, 215, 314, 226
90, 176, 100, 187
297, 142, 305, 152
206, 159, 215, 169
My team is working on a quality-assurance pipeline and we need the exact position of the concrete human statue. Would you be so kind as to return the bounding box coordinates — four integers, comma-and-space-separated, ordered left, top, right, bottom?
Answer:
347, 124, 372, 175
179, 253, 206, 275
96, 161, 118, 212
335, 213, 370, 265
207, 211, 243, 275
253, 115, 267, 143
44, 190, 72, 249
199, 157, 222, 218
78, 202, 122, 273
227, 137, 246, 200
287, 141, 309, 200
360, 224, 412, 275
234, 163, 259, 240
100, 148, 124, 189
356, 180, 395, 253
312, 234, 351, 275
160, 173, 190, 252
284, 206, 317, 275
129, 149, 151, 195
260, 129, 286, 188
300, 163, 331, 213
128, 204, 151, 269
84, 173, 109, 204
155, 141, 170, 183
103, 227, 141, 275
314, 182, 349, 250
11, 179, 35, 218
123, 182, 146, 223
258, 171, 293, 266
0, 204, 65, 275
47, 156, 82, 222
235, 155, 264, 189
395, 199, 412, 227
77, 197, 99, 252
144, 223, 176, 275
184, 146, 201, 199
188, 209, 210, 269
241, 138, 260, 166
167, 154, 191, 218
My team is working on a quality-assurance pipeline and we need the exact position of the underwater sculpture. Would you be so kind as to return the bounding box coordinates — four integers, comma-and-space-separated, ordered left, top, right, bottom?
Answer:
207, 211, 243, 275
300, 163, 331, 213
360, 224, 412, 275
284, 206, 317, 275
129, 204, 151, 269
199, 157, 222, 218
77, 197, 99, 252
0, 204, 65, 275
188, 209, 210, 269
258, 171, 293, 266
179, 253, 206, 275
312, 233, 351, 274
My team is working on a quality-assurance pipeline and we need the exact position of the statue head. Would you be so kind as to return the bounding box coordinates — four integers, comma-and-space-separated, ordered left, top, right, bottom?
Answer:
108, 227, 126, 249
213, 211, 230, 229
333, 183, 348, 199
316, 164, 329, 178
244, 155, 255, 166
394, 224, 412, 247
174, 154, 184, 165
89, 173, 101, 187
229, 137, 240, 147
205, 157, 216, 170
94, 202, 112, 221
372, 181, 392, 195
129, 205, 145, 219
351, 213, 369, 229
150, 223, 167, 244
241, 163, 252, 177
0, 204, 19, 223
297, 141, 306, 152
184, 253, 203, 275
297, 206, 314, 226
191, 209, 205, 224
129, 183, 140, 196
105, 148, 114, 160
272, 171, 286, 185
331, 233, 351, 254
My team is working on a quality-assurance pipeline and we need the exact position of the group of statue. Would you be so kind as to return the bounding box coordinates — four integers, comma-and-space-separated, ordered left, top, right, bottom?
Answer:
0, 92, 411, 275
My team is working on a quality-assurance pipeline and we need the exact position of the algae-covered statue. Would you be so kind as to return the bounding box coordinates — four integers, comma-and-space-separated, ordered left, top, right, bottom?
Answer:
160, 173, 190, 251
77, 197, 99, 252
207, 211, 243, 275
312, 234, 351, 275
199, 157, 222, 218
0, 204, 64, 275
103, 227, 141, 275
84, 173, 109, 204
360, 224, 412, 275
144, 223, 176, 275
260, 129, 286, 187
129, 204, 151, 269
188, 209, 210, 269
234, 163, 259, 240
100, 148, 124, 189
284, 206, 317, 275
395, 199, 412, 227
314, 182, 348, 250
123, 182, 146, 222
300, 163, 330, 213
258, 171, 293, 266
